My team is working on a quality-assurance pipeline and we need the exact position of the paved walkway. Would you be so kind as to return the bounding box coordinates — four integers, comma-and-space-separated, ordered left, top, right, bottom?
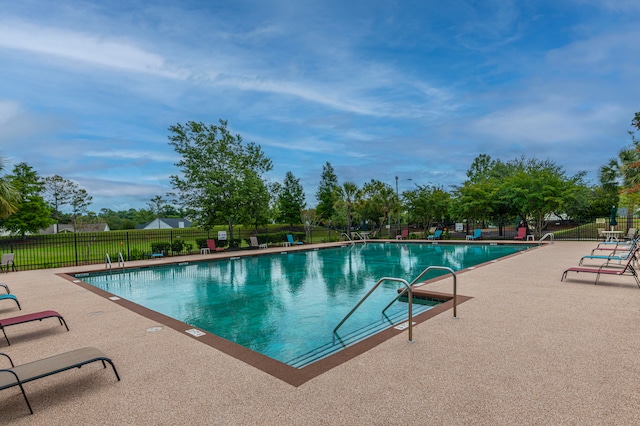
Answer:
0, 241, 638, 424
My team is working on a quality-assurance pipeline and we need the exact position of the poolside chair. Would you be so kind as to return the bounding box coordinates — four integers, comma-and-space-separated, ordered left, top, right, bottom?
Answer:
427, 229, 442, 240
1, 254, 15, 273
285, 234, 303, 246
591, 237, 638, 254
561, 245, 640, 288
514, 227, 527, 240
0, 347, 120, 414
395, 229, 409, 240
466, 229, 482, 240
0, 294, 20, 311
0, 283, 9, 294
0, 310, 69, 345
249, 236, 268, 249
579, 239, 639, 266
206, 239, 225, 252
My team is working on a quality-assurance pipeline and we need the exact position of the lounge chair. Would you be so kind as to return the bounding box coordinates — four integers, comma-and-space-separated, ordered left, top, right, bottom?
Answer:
0, 310, 69, 345
427, 230, 442, 240
206, 239, 225, 252
285, 235, 303, 246
0, 294, 20, 311
0, 283, 9, 294
249, 236, 268, 249
591, 237, 638, 254
466, 229, 482, 240
561, 246, 640, 288
581, 239, 639, 265
0, 347, 120, 414
0, 254, 15, 273
395, 229, 409, 240
514, 227, 527, 240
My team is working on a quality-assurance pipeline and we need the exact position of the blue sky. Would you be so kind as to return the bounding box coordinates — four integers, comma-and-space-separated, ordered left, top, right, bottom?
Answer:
1, 0, 639, 212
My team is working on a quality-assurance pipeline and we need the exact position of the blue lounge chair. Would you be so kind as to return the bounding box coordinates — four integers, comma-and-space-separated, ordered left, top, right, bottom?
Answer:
427, 230, 442, 240
0, 294, 21, 310
581, 238, 639, 265
466, 229, 482, 240
286, 234, 303, 246
579, 249, 637, 266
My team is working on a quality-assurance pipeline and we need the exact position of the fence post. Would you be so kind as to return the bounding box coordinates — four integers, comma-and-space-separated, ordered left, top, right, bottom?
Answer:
126, 231, 130, 261
74, 233, 79, 266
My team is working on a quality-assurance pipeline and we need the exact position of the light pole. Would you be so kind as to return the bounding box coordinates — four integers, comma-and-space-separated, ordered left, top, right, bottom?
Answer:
395, 176, 412, 236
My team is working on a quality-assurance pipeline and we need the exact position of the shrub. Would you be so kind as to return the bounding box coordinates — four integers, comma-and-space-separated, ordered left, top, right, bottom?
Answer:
171, 240, 185, 253
129, 248, 145, 260
151, 242, 171, 254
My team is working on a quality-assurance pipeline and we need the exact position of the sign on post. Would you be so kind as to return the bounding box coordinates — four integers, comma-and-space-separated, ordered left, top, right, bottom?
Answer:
218, 231, 227, 241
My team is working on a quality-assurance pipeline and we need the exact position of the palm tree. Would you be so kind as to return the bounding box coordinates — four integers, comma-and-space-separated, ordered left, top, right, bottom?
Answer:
337, 182, 361, 236
0, 154, 20, 218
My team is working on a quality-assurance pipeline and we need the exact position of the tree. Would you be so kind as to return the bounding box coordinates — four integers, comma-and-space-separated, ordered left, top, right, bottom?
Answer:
70, 187, 93, 231
240, 171, 272, 232
359, 179, 395, 236
315, 162, 340, 224
0, 162, 53, 235
0, 154, 20, 218
335, 182, 361, 235
301, 208, 321, 242
277, 171, 306, 228
43, 175, 74, 222
453, 155, 502, 232
498, 157, 580, 237
599, 113, 640, 227
147, 195, 174, 227
404, 184, 451, 232
168, 120, 273, 246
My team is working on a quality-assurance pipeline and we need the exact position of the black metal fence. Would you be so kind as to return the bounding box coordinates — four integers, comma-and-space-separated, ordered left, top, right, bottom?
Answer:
0, 227, 313, 271
0, 217, 632, 272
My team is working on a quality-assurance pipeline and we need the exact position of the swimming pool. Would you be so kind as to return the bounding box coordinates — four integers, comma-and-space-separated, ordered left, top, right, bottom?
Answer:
76, 242, 531, 368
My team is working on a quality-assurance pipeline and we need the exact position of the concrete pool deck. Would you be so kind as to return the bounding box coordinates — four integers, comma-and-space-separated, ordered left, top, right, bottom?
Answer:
0, 240, 638, 424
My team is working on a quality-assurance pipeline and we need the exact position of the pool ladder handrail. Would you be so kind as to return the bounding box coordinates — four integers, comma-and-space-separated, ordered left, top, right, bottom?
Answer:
333, 266, 458, 344
341, 232, 367, 244
105, 252, 126, 272
539, 232, 554, 244
382, 266, 458, 319
333, 277, 414, 343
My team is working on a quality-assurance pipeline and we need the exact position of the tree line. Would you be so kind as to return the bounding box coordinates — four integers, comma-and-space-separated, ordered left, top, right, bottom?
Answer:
1, 113, 639, 239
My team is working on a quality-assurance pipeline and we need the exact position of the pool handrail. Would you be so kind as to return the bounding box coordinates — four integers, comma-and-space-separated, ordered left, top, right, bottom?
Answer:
105, 253, 126, 273
333, 277, 414, 343
341, 232, 367, 244
382, 266, 458, 319
539, 233, 554, 244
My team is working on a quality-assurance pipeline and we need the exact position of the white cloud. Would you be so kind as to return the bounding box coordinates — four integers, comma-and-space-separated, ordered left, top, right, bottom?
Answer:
0, 20, 189, 79
84, 150, 177, 163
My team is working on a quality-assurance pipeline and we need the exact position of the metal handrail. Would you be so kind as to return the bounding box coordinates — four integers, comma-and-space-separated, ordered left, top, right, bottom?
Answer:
352, 232, 366, 243
382, 266, 458, 319
341, 233, 355, 245
539, 233, 554, 244
118, 252, 125, 270
333, 277, 414, 343
105, 253, 112, 271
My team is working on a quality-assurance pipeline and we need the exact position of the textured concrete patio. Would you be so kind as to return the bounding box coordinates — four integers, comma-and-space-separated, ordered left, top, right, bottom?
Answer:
0, 241, 638, 425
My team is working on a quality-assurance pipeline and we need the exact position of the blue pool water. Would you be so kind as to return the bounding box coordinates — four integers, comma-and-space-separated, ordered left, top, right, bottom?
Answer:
78, 242, 530, 367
